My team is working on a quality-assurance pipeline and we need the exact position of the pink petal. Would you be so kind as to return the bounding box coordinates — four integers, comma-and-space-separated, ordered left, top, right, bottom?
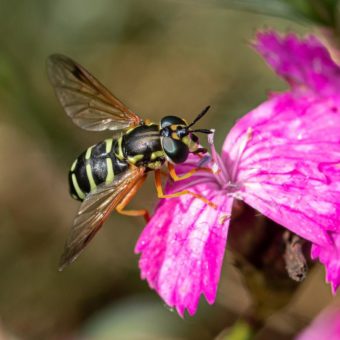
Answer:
297, 306, 340, 340
254, 31, 340, 95
311, 233, 340, 292
223, 70, 340, 290
224, 92, 340, 247
135, 182, 233, 317
223, 32, 340, 291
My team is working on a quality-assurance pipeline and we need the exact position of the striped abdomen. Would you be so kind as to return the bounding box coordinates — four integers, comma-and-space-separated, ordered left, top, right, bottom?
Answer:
69, 139, 128, 201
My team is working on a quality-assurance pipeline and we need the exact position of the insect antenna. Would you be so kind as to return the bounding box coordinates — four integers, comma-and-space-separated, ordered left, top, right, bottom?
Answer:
190, 128, 213, 134
187, 105, 211, 128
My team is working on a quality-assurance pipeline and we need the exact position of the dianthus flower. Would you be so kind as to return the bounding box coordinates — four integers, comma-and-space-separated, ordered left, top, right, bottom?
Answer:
135, 31, 340, 316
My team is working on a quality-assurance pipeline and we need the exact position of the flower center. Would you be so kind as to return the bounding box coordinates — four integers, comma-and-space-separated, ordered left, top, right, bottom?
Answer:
205, 130, 244, 198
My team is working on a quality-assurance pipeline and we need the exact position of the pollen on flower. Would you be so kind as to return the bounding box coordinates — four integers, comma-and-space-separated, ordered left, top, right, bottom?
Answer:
246, 127, 253, 141
219, 213, 231, 225
211, 162, 220, 174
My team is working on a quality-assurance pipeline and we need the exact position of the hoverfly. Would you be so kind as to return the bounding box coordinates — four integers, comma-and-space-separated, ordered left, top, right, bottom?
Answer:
47, 54, 215, 270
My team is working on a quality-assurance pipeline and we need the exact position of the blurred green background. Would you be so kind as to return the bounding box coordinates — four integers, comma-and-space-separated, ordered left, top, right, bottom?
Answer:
0, 0, 338, 339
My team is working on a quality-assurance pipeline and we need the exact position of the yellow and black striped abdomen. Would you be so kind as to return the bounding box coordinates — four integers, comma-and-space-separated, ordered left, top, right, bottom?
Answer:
69, 138, 129, 201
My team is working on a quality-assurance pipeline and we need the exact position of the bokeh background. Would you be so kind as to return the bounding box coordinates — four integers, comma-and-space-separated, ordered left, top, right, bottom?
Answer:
0, 0, 339, 339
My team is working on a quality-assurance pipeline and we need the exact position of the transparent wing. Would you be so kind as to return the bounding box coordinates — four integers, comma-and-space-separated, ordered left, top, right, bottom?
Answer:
59, 165, 145, 270
47, 54, 142, 131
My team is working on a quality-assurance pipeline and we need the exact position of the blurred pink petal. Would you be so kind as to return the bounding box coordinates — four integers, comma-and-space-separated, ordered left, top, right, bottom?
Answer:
297, 306, 340, 340
254, 31, 340, 95
135, 178, 233, 316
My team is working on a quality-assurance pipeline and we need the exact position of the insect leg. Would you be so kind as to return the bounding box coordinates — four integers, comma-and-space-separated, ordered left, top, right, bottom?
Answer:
160, 170, 168, 178
167, 162, 216, 181
116, 175, 150, 222
155, 170, 217, 209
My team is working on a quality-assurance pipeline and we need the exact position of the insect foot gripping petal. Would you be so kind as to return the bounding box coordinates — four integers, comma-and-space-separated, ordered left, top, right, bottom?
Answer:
167, 162, 218, 182
154, 169, 217, 209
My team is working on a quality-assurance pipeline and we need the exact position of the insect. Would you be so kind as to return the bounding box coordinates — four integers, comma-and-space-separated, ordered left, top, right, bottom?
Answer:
47, 54, 215, 270
283, 231, 308, 282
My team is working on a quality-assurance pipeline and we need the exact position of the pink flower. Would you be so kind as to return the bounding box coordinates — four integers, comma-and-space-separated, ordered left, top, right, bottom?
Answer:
135, 31, 340, 316
297, 306, 340, 340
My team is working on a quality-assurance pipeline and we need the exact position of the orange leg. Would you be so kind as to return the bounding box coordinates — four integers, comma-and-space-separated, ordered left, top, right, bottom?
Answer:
160, 170, 168, 178
155, 170, 217, 209
116, 175, 150, 222
168, 162, 217, 182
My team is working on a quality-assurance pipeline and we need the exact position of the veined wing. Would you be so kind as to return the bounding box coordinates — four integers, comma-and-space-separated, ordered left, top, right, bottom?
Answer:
47, 54, 142, 131
59, 165, 146, 270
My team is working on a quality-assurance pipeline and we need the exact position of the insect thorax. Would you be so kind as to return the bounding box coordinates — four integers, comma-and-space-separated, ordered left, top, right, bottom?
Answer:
115, 123, 166, 170
69, 139, 128, 201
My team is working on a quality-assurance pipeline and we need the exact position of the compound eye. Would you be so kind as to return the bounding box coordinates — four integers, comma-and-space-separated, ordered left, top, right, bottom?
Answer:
162, 137, 189, 163
161, 116, 186, 128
